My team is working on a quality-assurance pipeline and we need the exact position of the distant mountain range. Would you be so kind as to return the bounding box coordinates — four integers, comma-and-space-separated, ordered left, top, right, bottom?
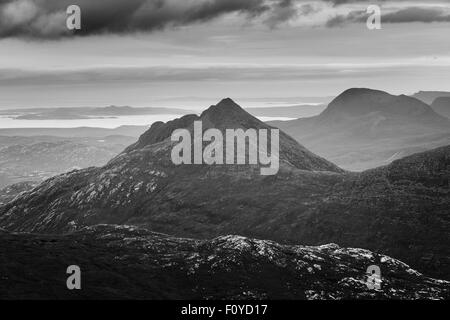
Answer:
411, 91, 450, 105
246, 104, 326, 118
0, 126, 148, 138
1, 225, 447, 299
0, 103, 326, 122
0, 135, 136, 188
1, 98, 448, 280
0, 106, 191, 120
270, 88, 450, 171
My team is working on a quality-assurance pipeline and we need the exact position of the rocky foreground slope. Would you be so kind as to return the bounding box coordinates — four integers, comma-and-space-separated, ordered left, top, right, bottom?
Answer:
0, 225, 448, 300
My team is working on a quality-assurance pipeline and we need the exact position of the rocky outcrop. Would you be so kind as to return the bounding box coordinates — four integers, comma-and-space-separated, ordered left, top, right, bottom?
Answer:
0, 225, 448, 300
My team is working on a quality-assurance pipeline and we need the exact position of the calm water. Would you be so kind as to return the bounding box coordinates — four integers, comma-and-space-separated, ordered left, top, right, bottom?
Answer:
0, 114, 295, 129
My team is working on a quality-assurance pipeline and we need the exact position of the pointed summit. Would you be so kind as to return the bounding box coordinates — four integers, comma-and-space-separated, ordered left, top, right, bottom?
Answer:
124, 114, 199, 152
200, 98, 260, 129
123, 98, 341, 172
204, 98, 246, 114
217, 97, 238, 107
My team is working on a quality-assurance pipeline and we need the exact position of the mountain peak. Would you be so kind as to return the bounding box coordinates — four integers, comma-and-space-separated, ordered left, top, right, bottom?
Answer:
199, 98, 259, 129
120, 97, 342, 173
327, 88, 390, 107
216, 97, 238, 107
125, 98, 252, 153
319, 88, 443, 122
339, 87, 388, 97
202, 98, 245, 114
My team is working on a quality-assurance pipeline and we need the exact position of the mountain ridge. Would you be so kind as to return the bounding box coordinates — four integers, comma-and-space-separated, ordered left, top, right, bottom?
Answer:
270, 88, 450, 171
123, 98, 342, 173
411, 90, 450, 105
318, 88, 447, 124
0, 98, 448, 280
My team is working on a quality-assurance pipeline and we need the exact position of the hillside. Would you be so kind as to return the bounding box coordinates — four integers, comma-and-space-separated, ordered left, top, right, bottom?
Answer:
411, 91, 450, 105
431, 97, 450, 119
0, 181, 38, 205
0, 135, 136, 188
1, 225, 448, 299
270, 88, 450, 171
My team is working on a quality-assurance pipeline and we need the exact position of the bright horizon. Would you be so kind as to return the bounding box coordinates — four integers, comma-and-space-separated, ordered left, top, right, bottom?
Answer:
0, 0, 450, 109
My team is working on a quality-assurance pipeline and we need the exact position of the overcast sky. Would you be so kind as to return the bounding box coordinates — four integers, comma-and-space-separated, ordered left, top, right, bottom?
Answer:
0, 0, 449, 109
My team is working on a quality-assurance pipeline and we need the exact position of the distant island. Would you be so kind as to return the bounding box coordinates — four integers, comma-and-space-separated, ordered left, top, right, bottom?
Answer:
0, 106, 193, 120
0, 104, 328, 121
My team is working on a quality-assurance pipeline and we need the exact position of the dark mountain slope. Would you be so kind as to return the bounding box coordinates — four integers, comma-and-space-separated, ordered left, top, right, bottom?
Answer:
125, 98, 341, 172
0, 98, 342, 233
294, 146, 450, 279
270, 88, 450, 171
0, 99, 448, 279
1, 225, 448, 300
0, 181, 38, 205
321, 88, 444, 123
431, 97, 450, 119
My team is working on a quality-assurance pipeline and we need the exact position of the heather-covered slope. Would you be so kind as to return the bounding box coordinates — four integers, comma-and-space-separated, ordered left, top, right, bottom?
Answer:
0, 181, 38, 205
1, 225, 448, 300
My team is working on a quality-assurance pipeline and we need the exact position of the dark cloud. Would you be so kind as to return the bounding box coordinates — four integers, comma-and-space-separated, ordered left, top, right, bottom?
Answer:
324, 0, 450, 5
1, 0, 450, 39
383, 7, 450, 23
0, 0, 295, 39
326, 6, 450, 27
326, 9, 366, 27
264, 0, 299, 28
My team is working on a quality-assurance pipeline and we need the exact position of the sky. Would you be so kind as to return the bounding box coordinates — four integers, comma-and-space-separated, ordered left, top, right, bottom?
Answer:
0, 0, 449, 109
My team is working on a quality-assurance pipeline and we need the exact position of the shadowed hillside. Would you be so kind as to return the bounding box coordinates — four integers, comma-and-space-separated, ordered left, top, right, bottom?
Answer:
270, 88, 450, 171
431, 97, 450, 119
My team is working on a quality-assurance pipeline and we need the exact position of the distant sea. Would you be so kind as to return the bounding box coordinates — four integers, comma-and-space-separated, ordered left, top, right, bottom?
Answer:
0, 114, 295, 129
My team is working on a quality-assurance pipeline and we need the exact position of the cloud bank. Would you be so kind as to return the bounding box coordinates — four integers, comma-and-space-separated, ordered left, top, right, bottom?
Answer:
0, 0, 449, 39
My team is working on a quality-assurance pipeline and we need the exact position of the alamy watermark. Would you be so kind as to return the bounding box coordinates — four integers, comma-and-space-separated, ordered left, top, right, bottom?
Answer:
171, 121, 280, 176
366, 265, 382, 290
66, 5, 81, 31
66, 265, 81, 290
367, 5, 382, 30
